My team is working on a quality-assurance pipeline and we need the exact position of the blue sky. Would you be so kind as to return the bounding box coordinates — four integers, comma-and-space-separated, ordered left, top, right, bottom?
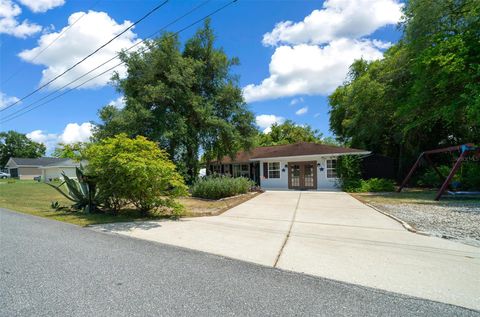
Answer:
0, 0, 403, 151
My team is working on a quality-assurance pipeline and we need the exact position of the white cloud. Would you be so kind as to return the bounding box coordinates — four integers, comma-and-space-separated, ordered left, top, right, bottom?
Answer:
295, 106, 308, 115
255, 114, 285, 133
19, 0, 64, 13
60, 122, 93, 144
0, 91, 19, 109
262, 0, 403, 46
26, 129, 58, 152
290, 97, 303, 105
19, 10, 141, 89
0, 0, 42, 38
27, 122, 94, 153
108, 96, 125, 109
372, 39, 393, 49
243, 39, 384, 102
244, 0, 403, 103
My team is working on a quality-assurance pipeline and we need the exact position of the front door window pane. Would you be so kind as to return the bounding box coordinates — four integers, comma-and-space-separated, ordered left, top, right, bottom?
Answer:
304, 164, 314, 187
291, 164, 300, 187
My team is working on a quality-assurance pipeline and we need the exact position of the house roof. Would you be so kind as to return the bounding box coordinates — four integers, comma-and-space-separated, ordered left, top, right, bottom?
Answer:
42, 159, 82, 168
7, 157, 69, 167
216, 142, 369, 163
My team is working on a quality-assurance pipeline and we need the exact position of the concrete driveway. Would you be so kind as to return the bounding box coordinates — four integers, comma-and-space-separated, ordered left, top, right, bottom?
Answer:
93, 191, 480, 310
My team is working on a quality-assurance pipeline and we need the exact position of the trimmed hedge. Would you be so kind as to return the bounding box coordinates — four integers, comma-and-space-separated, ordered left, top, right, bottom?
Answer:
191, 176, 254, 200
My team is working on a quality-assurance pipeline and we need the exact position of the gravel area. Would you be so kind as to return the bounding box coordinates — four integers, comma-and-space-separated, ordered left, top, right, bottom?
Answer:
372, 202, 480, 247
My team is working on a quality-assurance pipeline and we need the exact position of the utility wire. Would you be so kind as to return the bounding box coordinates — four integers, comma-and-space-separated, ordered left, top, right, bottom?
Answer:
0, 0, 239, 124
1, 0, 102, 86
0, 0, 212, 122
1, 0, 169, 112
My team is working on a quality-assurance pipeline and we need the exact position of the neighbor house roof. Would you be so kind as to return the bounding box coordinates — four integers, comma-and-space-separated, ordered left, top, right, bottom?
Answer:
215, 142, 369, 163
7, 157, 68, 167
42, 159, 82, 168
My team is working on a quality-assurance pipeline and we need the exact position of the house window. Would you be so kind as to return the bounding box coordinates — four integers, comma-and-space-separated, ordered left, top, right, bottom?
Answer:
223, 164, 230, 175
326, 159, 337, 178
268, 162, 280, 179
240, 164, 250, 177
232, 164, 240, 177
232, 164, 249, 178
212, 164, 221, 174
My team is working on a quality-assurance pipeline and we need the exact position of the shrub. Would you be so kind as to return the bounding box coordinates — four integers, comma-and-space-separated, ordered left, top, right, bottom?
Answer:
416, 165, 456, 187
338, 178, 361, 192
341, 178, 395, 193
191, 176, 254, 200
360, 178, 396, 192
336, 155, 362, 191
416, 163, 480, 190
462, 162, 480, 190
85, 134, 188, 215
336, 155, 362, 180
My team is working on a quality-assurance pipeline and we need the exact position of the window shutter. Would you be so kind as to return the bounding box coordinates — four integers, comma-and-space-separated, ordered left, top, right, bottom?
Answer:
263, 162, 268, 179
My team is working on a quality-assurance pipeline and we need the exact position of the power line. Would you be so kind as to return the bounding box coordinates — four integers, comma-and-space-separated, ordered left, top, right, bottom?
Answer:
0, 0, 212, 122
0, 0, 239, 124
1, 0, 102, 86
1, 0, 169, 112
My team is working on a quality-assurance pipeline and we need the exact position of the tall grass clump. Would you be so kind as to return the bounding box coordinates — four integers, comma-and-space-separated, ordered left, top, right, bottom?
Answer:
191, 176, 254, 200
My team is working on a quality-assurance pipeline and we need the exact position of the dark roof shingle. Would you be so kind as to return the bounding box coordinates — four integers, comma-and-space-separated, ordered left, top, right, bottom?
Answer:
215, 142, 368, 163
8, 157, 69, 167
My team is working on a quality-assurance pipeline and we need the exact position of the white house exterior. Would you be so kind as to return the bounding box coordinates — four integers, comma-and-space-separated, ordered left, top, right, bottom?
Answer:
209, 142, 370, 190
41, 159, 81, 182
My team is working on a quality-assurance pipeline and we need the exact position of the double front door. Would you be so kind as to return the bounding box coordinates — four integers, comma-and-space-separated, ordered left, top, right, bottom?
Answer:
288, 161, 317, 190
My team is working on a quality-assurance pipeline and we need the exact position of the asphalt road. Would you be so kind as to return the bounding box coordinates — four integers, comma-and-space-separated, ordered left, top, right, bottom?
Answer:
1, 208, 478, 317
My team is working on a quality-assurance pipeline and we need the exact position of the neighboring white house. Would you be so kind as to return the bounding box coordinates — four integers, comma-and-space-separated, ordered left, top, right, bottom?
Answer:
41, 159, 82, 182
208, 142, 370, 190
4, 157, 81, 181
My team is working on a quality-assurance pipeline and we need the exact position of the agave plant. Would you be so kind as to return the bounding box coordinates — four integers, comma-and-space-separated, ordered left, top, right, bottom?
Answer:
47, 165, 102, 213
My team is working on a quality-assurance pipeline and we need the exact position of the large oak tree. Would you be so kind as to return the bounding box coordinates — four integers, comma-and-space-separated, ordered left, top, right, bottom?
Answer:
94, 21, 257, 183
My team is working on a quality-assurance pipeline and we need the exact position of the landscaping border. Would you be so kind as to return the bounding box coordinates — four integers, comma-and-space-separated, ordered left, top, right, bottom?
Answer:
183, 191, 263, 217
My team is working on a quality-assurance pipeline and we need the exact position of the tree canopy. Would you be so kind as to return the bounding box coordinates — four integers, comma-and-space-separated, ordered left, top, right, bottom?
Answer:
94, 20, 257, 183
52, 142, 87, 160
256, 120, 328, 147
0, 131, 46, 166
329, 0, 480, 175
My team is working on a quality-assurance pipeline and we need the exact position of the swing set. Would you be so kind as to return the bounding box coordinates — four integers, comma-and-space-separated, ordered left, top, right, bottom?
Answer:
398, 143, 480, 200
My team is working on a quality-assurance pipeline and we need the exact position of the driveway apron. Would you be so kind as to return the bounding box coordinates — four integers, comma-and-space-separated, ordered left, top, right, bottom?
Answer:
93, 191, 480, 310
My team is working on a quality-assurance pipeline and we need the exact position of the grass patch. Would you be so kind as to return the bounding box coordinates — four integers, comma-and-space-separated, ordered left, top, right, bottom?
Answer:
352, 188, 480, 206
0, 179, 260, 226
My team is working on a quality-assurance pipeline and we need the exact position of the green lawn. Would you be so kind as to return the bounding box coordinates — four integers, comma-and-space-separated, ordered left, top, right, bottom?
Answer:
0, 179, 164, 226
352, 188, 480, 205
0, 179, 259, 226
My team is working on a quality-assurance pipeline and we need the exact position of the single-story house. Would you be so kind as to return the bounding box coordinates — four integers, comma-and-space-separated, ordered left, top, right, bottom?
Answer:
208, 142, 370, 190
40, 159, 82, 182
4, 157, 81, 181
